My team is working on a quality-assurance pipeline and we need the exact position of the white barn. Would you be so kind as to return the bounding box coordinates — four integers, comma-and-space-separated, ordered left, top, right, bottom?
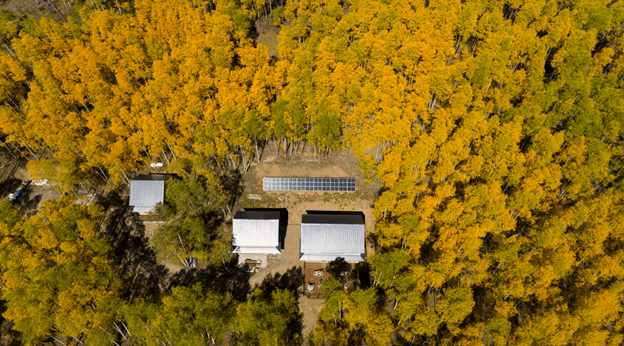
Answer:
300, 214, 366, 262
232, 211, 282, 255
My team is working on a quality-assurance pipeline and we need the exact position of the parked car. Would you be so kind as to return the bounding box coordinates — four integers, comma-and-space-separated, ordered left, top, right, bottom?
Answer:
8, 180, 30, 205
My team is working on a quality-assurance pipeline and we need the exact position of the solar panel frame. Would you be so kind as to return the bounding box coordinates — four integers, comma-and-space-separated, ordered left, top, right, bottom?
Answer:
263, 177, 356, 192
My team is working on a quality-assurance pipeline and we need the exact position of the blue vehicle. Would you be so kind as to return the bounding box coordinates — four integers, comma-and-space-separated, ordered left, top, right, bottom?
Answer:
8, 181, 30, 205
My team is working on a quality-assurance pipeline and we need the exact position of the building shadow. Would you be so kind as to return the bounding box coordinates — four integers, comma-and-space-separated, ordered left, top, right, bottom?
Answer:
365, 232, 377, 257
253, 266, 304, 300
166, 258, 251, 302
97, 190, 169, 301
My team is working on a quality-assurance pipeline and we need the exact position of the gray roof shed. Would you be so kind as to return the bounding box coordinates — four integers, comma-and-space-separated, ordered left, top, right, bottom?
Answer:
300, 214, 365, 262
129, 176, 167, 214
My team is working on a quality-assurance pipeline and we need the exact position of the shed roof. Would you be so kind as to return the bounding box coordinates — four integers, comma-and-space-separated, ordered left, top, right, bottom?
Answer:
300, 217, 365, 262
233, 211, 281, 252
129, 180, 165, 214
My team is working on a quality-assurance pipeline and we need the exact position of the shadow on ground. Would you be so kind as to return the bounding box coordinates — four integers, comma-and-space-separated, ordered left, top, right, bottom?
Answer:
253, 266, 304, 300
221, 170, 245, 212
0, 178, 21, 200
167, 257, 252, 301
0, 300, 20, 346
98, 190, 168, 301
18, 192, 41, 216
250, 266, 304, 345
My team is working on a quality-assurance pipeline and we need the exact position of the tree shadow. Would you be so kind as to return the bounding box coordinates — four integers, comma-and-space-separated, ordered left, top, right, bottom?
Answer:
97, 190, 169, 301
250, 266, 304, 346
353, 262, 371, 288
324, 258, 370, 290
326, 258, 351, 278
0, 178, 21, 199
18, 192, 41, 216
253, 266, 304, 300
166, 257, 252, 302
288, 310, 304, 346
0, 300, 21, 346
221, 170, 244, 211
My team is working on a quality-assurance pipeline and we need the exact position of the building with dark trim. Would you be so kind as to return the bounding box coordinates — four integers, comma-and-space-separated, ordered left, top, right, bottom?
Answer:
233, 210, 282, 255
300, 213, 365, 262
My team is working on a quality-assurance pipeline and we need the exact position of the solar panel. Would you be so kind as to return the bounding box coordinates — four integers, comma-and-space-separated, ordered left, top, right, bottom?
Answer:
263, 177, 356, 192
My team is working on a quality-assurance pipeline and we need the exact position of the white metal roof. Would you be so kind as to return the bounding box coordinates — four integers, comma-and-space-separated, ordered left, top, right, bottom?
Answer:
299, 254, 365, 262
233, 219, 280, 248
300, 223, 365, 262
129, 180, 165, 214
233, 246, 281, 254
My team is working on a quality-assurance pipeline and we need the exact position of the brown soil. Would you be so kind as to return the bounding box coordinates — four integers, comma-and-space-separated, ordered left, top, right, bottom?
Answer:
255, 16, 280, 57
1, 0, 71, 22
238, 149, 380, 341
0, 166, 61, 216
299, 295, 324, 340
249, 224, 303, 288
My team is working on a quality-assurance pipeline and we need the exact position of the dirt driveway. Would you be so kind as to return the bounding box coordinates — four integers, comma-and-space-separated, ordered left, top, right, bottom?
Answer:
240, 151, 379, 341
247, 224, 326, 340
249, 224, 303, 288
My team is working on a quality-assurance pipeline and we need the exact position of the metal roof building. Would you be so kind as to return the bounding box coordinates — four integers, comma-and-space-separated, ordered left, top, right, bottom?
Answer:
300, 214, 366, 262
129, 174, 168, 214
233, 211, 281, 255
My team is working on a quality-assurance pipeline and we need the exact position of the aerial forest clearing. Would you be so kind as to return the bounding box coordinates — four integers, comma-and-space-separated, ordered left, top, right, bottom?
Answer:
1, 0, 624, 345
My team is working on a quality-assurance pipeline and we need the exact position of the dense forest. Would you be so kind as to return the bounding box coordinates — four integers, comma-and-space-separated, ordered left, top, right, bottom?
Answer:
1, 0, 624, 344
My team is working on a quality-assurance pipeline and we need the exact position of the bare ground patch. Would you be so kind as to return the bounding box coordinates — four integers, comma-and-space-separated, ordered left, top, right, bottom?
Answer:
300, 296, 324, 340
239, 150, 378, 257
1, 0, 72, 22
255, 16, 280, 57
236, 149, 379, 340
0, 163, 61, 215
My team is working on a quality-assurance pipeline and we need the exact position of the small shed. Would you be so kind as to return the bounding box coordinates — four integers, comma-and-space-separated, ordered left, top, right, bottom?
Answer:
300, 214, 366, 262
233, 211, 282, 255
129, 174, 168, 214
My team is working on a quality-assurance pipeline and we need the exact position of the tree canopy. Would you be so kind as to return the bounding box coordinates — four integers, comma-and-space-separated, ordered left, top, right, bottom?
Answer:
1, 0, 624, 344
151, 175, 230, 266
0, 198, 120, 345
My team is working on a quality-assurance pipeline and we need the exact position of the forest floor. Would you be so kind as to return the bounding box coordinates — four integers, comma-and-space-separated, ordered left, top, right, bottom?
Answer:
0, 160, 61, 215
255, 15, 280, 57
237, 146, 379, 340
1, 0, 70, 22
12, 167, 61, 215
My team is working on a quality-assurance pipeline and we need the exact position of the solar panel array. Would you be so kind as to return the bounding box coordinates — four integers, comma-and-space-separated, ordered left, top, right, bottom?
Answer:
263, 177, 356, 191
